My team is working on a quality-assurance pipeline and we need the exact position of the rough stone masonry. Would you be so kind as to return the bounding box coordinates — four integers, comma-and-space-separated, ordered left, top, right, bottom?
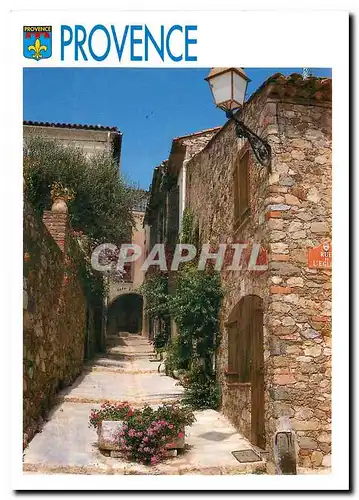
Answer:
23, 197, 96, 448
186, 73, 332, 469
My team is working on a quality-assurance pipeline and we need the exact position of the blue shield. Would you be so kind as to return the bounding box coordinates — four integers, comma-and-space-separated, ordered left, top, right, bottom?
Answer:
23, 27, 52, 61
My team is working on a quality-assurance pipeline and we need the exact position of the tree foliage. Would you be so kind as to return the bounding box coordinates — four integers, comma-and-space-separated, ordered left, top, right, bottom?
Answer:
24, 136, 143, 246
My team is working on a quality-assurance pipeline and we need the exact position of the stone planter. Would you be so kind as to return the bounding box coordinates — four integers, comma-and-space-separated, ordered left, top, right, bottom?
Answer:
166, 426, 185, 449
97, 421, 124, 451
97, 421, 186, 452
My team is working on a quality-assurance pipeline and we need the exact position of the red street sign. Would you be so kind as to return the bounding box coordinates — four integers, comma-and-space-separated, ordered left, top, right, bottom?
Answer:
308, 242, 332, 269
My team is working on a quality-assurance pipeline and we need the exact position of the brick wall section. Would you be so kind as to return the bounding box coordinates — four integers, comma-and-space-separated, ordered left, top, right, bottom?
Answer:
23, 199, 87, 447
186, 74, 332, 469
42, 211, 68, 252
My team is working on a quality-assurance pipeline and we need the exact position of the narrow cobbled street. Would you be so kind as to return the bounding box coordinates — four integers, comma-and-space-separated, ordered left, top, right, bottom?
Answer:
23, 333, 265, 475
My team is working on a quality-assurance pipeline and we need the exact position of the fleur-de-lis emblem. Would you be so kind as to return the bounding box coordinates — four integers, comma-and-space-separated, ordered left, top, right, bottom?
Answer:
28, 38, 47, 60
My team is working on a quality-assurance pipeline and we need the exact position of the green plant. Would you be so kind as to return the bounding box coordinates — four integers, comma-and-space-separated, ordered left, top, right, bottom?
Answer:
154, 402, 195, 430
164, 336, 192, 374
139, 273, 169, 318
180, 208, 199, 247
24, 136, 143, 246
167, 262, 223, 410
169, 266, 223, 375
89, 401, 134, 429
139, 273, 170, 350
181, 368, 221, 410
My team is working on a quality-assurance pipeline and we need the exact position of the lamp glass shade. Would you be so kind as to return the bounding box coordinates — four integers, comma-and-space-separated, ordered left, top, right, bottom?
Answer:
206, 68, 249, 111
208, 71, 232, 109
233, 72, 248, 108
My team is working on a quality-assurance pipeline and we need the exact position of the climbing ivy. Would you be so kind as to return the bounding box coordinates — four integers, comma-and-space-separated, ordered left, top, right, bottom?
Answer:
180, 208, 199, 247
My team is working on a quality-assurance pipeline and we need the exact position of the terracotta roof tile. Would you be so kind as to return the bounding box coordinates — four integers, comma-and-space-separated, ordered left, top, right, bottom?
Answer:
173, 126, 222, 141
23, 120, 120, 133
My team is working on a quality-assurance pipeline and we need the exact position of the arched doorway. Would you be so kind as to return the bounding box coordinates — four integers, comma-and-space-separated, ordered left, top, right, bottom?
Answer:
107, 293, 143, 335
227, 295, 265, 448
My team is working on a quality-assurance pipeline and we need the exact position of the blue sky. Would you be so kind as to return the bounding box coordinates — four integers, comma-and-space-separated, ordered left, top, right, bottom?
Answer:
23, 67, 331, 189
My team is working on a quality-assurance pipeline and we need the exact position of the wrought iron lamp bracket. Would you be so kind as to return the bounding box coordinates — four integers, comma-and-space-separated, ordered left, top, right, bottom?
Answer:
226, 109, 271, 168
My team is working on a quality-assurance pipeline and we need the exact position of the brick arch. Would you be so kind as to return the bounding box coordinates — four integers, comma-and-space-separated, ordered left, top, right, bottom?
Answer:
107, 293, 143, 335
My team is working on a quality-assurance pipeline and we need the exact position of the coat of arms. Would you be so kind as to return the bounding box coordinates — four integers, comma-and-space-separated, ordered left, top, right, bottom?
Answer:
23, 26, 52, 61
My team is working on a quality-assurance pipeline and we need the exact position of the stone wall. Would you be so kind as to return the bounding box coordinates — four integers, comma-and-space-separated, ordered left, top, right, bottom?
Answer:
186, 74, 332, 469
23, 199, 89, 447
179, 129, 221, 161
265, 80, 332, 470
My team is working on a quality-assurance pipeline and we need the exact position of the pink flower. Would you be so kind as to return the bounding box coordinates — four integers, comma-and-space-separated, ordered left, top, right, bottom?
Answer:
177, 432, 184, 439
143, 436, 149, 443
151, 456, 158, 465
128, 429, 136, 437
168, 424, 174, 429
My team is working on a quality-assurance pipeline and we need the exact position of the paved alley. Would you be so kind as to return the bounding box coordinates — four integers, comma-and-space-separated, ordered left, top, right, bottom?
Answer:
23, 333, 265, 475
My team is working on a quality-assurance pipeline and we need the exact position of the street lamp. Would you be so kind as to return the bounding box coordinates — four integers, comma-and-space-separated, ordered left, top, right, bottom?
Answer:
205, 68, 271, 167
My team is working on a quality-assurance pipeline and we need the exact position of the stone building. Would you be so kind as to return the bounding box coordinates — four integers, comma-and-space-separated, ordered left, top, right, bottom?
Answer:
143, 128, 220, 339
23, 121, 122, 166
185, 73, 332, 468
23, 120, 148, 336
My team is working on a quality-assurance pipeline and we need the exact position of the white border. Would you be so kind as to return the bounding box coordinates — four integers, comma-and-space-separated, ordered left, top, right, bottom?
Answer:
2, 0, 351, 493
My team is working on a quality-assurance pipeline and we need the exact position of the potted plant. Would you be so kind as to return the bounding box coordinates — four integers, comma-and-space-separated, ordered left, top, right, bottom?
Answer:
89, 401, 133, 435
154, 403, 195, 449
89, 401, 195, 465
50, 182, 75, 213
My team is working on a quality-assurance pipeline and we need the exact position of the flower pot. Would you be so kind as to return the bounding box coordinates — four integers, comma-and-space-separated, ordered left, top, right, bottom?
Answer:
51, 197, 68, 213
97, 420, 124, 451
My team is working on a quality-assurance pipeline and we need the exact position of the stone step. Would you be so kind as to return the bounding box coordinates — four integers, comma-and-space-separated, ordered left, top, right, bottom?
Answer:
57, 395, 182, 406
83, 366, 159, 375
23, 461, 266, 475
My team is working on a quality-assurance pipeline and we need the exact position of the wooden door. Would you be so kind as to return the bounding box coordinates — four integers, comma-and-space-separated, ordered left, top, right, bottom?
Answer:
249, 296, 265, 449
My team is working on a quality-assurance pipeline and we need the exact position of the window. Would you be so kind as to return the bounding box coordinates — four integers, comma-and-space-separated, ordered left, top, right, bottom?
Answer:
233, 151, 250, 229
